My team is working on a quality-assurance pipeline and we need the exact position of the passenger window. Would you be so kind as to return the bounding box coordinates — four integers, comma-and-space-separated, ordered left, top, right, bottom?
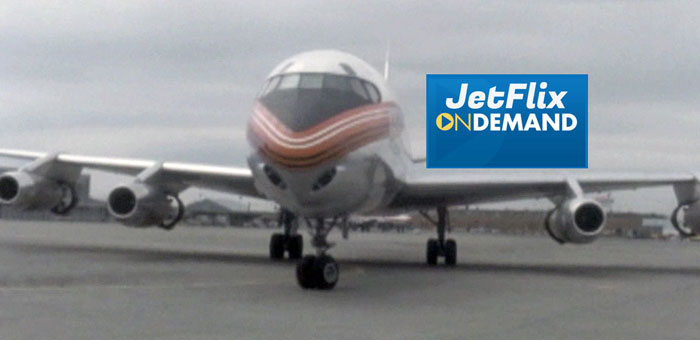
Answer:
278, 74, 300, 89
299, 74, 324, 89
364, 81, 381, 103
349, 78, 369, 100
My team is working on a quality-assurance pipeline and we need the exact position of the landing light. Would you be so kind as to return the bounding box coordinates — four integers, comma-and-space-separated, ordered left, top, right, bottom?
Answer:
262, 164, 286, 189
312, 167, 336, 191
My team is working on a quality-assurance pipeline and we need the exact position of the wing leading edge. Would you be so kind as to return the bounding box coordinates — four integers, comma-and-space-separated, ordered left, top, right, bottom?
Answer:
0, 148, 261, 198
390, 168, 697, 209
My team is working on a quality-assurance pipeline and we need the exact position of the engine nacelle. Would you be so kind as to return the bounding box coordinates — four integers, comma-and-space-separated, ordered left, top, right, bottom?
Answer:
107, 183, 183, 228
671, 200, 700, 237
0, 171, 70, 211
545, 198, 606, 244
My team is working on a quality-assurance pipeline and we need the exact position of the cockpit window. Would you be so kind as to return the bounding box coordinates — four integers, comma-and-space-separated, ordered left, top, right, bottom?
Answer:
349, 78, 369, 101
323, 74, 351, 92
260, 76, 281, 97
258, 73, 382, 131
365, 82, 380, 103
278, 74, 300, 89
299, 74, 323, 89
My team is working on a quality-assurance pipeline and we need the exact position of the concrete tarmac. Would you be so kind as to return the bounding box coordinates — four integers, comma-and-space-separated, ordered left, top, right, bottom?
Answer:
0, 221, 698, 340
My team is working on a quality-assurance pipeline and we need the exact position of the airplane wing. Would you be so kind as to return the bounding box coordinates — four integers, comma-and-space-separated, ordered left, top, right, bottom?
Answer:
390, 168, 697, 209
0, 148, 261, 198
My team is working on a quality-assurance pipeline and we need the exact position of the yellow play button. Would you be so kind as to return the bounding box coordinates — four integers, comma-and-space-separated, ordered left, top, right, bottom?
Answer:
436, 113, 454, 131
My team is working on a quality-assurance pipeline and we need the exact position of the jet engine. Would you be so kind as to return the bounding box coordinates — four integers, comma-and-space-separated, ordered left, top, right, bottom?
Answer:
545, 198, 606, 244
671, 200, 700, 237
0, 171, 78, 214
107, 183, 184, 229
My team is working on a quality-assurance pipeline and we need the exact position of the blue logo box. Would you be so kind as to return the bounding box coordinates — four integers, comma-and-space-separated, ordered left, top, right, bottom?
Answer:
426, 74, 588, 168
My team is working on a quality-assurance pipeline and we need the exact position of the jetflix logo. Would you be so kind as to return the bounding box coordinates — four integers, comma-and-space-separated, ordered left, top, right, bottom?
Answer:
426, 74, 588, 168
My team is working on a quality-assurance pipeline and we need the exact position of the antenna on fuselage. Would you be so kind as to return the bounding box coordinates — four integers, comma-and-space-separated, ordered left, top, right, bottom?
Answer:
383, 42, 390, 81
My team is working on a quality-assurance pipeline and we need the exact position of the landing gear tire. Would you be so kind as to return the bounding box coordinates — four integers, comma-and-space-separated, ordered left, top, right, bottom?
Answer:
426, 239, 439, 266
269, 233, 285, 260
269, 233, 304, 260
294, 217, 341, 290
444, 239, 457, 266
314, 255, 339, 290
296, 255, 317, 289
295, 254, 339, 290
287, 234, 303, 260
423, 207, 458, 266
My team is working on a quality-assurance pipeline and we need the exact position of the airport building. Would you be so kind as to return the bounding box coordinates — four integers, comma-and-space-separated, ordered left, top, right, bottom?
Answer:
184, 198, 276, 227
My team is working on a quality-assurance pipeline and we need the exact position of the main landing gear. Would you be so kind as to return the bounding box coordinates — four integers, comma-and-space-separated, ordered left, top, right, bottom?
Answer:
269, 210, 303, 260
296, 217, 340, 290
420, 206, 457, 266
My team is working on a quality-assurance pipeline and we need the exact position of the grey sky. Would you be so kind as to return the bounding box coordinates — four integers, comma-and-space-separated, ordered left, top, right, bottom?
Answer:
1, 1, 699, 212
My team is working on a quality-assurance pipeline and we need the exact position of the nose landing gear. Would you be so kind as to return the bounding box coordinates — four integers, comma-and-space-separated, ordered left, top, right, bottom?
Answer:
295, 217, 341, 290
269, 210, 303, 260
420, 206, 457, 266
296, 254, 339, 290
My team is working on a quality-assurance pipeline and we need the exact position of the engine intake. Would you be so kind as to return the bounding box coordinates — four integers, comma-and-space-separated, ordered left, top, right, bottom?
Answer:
0, 175, 19, 202
545, 198, 606, 244
0, 171, 76, 213
107, 183, 183, 228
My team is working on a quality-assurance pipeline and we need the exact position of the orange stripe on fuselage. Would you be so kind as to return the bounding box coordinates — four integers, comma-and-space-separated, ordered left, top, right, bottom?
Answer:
247, 101, 400, 169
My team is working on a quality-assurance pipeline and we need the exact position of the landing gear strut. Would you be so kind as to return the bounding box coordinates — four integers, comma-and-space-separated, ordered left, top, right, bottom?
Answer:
269, 210, 303, 260
420, 206, 457, 266
296, 217, 340, 290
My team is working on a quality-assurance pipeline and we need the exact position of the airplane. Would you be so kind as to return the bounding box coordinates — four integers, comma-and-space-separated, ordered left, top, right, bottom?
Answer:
1, 49, 700, 290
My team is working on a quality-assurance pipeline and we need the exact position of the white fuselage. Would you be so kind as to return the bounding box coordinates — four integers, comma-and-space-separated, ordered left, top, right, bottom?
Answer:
246, 50, 410, 217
